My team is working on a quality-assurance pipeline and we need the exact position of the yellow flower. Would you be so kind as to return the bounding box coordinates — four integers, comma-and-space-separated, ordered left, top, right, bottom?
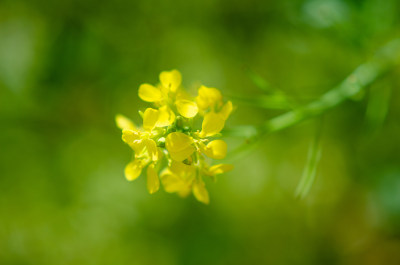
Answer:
165, 132, 196, 162
175, 99, 198, 118
160, 69, 182, 93
117, 70, 234, 204
200, 112, 226, 137
200, 101, 233, 136
196, 85, 223, 111
138, 83, 165, 103
142, 107, 176, 131
160, 161, 195, 197
138, 70, 182, 103
160, 161, 209, 204
116, 114, 161, 194
147, 163, 160, 194
196, 86, 233, 137
138, 69, 198, 119
157, 105, 176, 127
116, 114, 136, 131
119, 109, 163, 161
124, 159, 144, 181
192, 179, 209, 204
199, 139, 227, 159
142, 108, 159, 131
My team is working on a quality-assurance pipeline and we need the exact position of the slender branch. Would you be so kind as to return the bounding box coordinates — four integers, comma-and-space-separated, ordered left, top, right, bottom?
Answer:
225, 38, 400, 160
230, 38, 400, 136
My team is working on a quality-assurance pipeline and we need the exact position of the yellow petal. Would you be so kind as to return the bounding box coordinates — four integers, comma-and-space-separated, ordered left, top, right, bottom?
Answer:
203, 140, 227, 159
196, 85, 222, 110
175, 99, 198, 118
161, 162, 195, 197
116, 114, 136, 130
146, 164, 160, 194
219, 101, 233, 120
167, 143, 196, 162
122, 130, 145, 154
192, 180, 209, 204
198, 86, 222, 102
195, 96, 208, 111
132, 140, 146, 155
143, 108, 159, 131
159, 69, 182, 92
161, 172, 187, 194
169, 161, 196, 178
124, 160, 143, 181
160, 172, 181, 193
165, 132, 193, 152
160, 167, 193, 197
165, 132, 196, 161
158, 84, 169, 96
143, 139, 158, 161
139, 84, 163, 102
200, 112, 226, 137
209, 164, 234, 175
122, 129, 140, 144
157, 105, 175, 127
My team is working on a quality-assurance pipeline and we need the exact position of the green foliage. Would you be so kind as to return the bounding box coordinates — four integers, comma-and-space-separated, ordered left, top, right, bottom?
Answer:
1, 0, 400, 264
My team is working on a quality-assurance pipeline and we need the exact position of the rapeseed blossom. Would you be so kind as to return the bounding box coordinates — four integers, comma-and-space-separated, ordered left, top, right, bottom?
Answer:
116, 70, 233, 204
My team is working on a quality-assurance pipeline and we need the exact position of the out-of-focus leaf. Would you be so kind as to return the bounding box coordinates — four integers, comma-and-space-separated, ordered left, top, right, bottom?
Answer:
244, 70, 298, 109
0, 18, 42, 93
295, 122, 322, 199
246, 69, 272, 93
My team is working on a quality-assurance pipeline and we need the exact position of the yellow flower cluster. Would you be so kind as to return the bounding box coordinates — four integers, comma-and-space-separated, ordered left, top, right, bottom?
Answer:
116, 70, 233, 204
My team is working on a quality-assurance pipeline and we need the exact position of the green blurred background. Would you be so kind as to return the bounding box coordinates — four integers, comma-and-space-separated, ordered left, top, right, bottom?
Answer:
1, 0, 400, 264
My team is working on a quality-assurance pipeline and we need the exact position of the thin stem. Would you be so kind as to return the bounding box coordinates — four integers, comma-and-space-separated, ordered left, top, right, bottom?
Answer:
265, 39, 400, 133
226, 38, 400, 160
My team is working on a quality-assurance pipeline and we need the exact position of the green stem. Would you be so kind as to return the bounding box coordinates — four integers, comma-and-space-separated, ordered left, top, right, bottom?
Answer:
226, 38, 400, 160
266, 39, 400, 133
234, 39, 400, 136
